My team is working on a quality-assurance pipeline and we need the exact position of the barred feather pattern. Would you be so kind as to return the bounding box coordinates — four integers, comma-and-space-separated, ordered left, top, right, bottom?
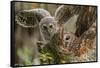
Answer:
55, 5, 81, 25
66, 22, 96, 62
15, 9, 51, 28
75, 6, 97, 37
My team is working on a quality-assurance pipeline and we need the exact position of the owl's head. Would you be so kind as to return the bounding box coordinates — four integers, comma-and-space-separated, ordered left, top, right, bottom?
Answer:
63, 32, 75, 47
39, 17, 59, 41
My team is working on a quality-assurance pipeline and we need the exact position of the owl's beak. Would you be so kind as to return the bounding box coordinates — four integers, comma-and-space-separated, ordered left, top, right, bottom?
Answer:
65, 42, 69, 47
46, 29, 50, 36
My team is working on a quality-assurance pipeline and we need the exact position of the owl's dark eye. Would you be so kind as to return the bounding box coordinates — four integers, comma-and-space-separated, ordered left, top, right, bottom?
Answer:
65, 36, 70, 40
43, 25, 47, 30
49, 24, 53, 28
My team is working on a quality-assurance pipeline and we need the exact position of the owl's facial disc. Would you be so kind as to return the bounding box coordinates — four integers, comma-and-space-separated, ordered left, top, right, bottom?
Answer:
63, 32, 75, 47
39, 17, 58, 40
63, 33, 73, 47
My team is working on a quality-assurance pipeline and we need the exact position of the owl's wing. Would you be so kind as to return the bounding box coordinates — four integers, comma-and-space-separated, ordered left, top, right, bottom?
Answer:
15, 9, 51, 28
54, 5, 81, 25
66, 6, 97, 56
75, 6, 97, 37
73, 22, 96, 56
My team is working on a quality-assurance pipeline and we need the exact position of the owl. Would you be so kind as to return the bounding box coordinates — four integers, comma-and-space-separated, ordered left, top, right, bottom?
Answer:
58, 6, 97, 62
